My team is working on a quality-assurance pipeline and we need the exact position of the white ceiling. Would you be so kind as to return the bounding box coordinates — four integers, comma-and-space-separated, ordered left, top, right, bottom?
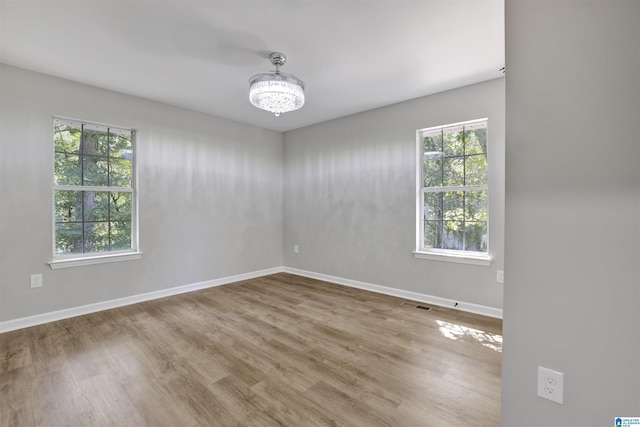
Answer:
0, 0, 504, 132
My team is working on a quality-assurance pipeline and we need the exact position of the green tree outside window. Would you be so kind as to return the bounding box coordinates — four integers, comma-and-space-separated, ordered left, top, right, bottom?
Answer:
53, 118, 134, 255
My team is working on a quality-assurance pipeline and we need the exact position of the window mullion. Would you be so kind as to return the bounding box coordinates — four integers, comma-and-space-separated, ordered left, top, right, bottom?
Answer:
462, 125, 467, 251
55, 185, 132, 193
80, 123, 85, 186
107, 128, 111, 187
108, 193, 112, 252
106, 128, 111, 251
80, 125, 86, 254
423, 185, 486, 193
439, 185, 444, 249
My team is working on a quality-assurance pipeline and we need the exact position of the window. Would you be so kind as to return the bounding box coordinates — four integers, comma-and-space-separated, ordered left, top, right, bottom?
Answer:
415, 119, 489, 264
51, 117, 139, 268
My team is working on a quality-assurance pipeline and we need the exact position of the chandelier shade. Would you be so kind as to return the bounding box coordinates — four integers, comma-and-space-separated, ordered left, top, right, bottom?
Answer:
249, 52, 306, 117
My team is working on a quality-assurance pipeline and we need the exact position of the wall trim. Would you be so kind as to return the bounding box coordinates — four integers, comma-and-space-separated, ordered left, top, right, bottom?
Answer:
0, 265, 502, 334
0, 266, 284, 334
283, 267, 503, 319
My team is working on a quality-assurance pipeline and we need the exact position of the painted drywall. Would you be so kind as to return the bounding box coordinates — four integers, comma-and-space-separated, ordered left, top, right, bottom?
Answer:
502, 1, 640, 425
0, 64, 283, 322
283, 78, 505, 310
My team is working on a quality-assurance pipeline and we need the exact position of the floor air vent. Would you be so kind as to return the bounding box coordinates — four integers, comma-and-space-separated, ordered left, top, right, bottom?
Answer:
401, 302, 431, 311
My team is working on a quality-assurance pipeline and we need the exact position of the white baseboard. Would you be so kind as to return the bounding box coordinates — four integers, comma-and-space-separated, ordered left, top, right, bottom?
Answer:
0, 265, 502, 334
0, 266, 284, 334
283, 267, 503, 319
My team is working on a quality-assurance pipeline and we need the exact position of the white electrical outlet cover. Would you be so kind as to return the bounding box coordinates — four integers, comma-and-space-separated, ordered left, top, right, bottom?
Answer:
30, 274, 43, 288
537, 366, 564, 404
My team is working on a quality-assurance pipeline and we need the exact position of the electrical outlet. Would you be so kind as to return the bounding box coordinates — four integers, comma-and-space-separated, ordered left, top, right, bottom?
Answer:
30, 274, 43, 288
537, 366, 564, 404
294, 244, 299, 254
497, 270, 504, 283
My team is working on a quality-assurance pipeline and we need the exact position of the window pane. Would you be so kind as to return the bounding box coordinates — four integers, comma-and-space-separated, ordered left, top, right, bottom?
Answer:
464, 221, 487, 252
423, 133, 442, 153
466, 154, 487, 185
443, 220, 464, 250
423, 192, 443, 220
81, 127, 108, 156
84, 222, 109, 253
465, 127, 487, 156
110, 158, 132, 187
55, 222, 83, 254
83, 192, 109, 222
424, 220, 442, 248
110, 192, 132, 221
97, 131, 111, 157
83, 156, 109, 186
54, 153, 81, 185
423, 158, 443, 187
110, 221, 132, 250
465, 190, 488, 222
110, 133, 133, 160
443, 157, 464, 186
55, 191, 82, 222
443, 127, 464, 156
54, 122, 81, 154
443, 191, 464, 221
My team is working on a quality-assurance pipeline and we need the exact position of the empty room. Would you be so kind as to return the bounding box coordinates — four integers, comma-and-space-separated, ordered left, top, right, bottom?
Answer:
1, 1, 638, 426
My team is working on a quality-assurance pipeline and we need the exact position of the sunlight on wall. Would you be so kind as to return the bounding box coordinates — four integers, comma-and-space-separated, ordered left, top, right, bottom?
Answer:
436, 320, 502, 352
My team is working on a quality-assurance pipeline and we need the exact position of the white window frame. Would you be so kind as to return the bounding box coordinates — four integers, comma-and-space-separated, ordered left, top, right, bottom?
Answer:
414, 118, 492, 266
49, 117, 141, 269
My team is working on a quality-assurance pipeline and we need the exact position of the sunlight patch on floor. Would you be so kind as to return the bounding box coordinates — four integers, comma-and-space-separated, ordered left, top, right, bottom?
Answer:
436, 320, 502, 352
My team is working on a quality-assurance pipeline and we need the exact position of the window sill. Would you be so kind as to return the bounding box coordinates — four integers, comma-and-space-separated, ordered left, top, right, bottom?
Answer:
413, 250, 491, 266
49, 251, 143, 270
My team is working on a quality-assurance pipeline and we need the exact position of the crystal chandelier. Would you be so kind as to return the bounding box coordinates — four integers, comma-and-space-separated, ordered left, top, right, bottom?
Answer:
249, 52, 306, 117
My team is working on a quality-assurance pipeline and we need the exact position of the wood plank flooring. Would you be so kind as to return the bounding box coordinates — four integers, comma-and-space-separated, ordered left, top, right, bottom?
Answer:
0, 273, 502, 426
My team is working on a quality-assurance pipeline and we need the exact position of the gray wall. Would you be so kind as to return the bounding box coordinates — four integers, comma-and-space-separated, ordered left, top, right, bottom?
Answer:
283, 78, 505, 309
502, 1, 640, 425
0, 64, 283, 322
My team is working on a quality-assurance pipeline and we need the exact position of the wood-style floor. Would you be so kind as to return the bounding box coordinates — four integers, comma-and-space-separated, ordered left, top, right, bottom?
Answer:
0, 273, 502, 427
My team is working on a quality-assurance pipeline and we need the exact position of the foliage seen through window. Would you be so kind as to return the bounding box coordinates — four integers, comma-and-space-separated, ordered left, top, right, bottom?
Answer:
53, 118, 134, 255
